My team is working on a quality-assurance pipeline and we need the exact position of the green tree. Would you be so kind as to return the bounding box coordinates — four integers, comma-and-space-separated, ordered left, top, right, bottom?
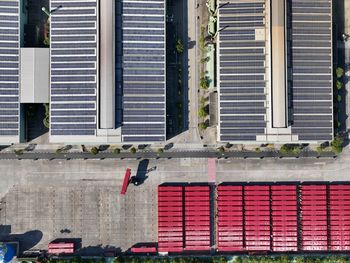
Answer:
90, 147, 99, 155
130, 147, 137, 154
157, 148, 164, 154
337, 94, 342, 102
43, 103, 50, 129
113, 147, 121, 154
331, 135, 343, 154
198, 106, 208, 118
198, 122, 208, 131
218, 146, 225, 153
200, 76, 209, 90
336, 67, 344, 78
336, 80, 343, 90
176, 39, 184, 54
14, 149, 23, 156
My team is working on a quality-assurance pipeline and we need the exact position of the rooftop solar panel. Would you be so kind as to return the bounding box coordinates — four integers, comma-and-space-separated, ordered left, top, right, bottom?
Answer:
120, 0, 166, 142
0, 0, 19, 141
50, 0, 97, 137
290, 0, 333, 141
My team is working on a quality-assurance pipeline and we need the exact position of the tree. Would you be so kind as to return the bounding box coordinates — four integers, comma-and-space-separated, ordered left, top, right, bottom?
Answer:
331, 135, 343, 154
90, 147, 99, 155
218, 146, 225, 153
336, 67, 344, 78
43, 103, 50, 129
14, 149, 23, 156
176, 39, 184, 54
198, 122, 208, 131
200, 76, 209, 90
157, 148, 164, 154
113, 148, 120, 154
198, 106, 208, 118
337, 94, 342, 102
336, 80, 343, 90
130, 147, 137, 154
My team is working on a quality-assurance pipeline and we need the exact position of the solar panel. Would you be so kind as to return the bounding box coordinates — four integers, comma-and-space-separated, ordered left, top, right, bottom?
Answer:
290, 0, 333, 140
0, 0, 19, 141
120, 0, 166, 142
50, 1, 97, 137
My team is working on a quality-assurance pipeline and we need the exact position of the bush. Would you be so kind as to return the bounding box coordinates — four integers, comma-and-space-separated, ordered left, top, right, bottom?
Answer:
336, 80, 343, 90
280, 144, 301, 155
157, 148, 164, 154
255, 147, 261, 153
130, 147, 137, 154
336, 67, 344, 78
90, 147, 99, 155
113, 148, 120, 154
331, 135, 343, 154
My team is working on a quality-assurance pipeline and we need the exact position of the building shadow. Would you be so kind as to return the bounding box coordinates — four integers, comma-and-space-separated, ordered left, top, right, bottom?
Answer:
0, 228, 43, 253
77, 245, 121, 257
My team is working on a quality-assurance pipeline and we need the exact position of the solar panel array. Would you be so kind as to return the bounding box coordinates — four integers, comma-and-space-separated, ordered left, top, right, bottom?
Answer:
121, 0, 166, 142
50, 0, 97, 136
0, 0, 19, 138
289, 0, 333, 141
217, 0, 267, 142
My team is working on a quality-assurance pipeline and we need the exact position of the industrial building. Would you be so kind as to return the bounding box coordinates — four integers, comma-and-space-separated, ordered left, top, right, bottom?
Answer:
0, 0, 166, 144
153, 183, 350, 254
50, 0, 166, 143
217, 0, 333, 143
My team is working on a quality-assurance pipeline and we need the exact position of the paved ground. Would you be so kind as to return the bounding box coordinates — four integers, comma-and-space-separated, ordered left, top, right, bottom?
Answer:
1, 150, 350, 254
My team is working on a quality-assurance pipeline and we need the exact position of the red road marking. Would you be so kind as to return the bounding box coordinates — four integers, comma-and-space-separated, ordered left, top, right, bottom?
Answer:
208, 158, 216, 183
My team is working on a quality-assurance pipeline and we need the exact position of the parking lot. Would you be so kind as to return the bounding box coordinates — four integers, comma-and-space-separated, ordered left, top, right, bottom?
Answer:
1, 153, 350, 254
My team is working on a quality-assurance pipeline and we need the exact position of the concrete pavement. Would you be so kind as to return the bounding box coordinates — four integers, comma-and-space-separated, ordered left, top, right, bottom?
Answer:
186, 0, 201, 143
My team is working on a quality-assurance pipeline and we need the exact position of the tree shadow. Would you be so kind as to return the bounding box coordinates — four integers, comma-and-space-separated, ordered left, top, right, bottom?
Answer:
98, 144, 110, 151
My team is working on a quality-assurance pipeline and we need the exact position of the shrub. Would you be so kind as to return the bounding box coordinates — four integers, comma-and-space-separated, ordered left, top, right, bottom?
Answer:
255, 147, 261, 153
280, 144, 301, 155
157, 148, 164, 154
337, 94, 342, 102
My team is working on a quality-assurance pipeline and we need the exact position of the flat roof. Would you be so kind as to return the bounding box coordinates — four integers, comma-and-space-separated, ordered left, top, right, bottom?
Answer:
217, 0, 267, 142
120, 0, 166, 143
289, 0, 333, 141
217, 0, 333, 143
0, 0, 20, 142
50, 0, 98, 137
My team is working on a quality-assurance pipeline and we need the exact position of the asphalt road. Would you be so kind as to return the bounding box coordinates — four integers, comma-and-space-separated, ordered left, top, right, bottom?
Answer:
0, 149, 336, 160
